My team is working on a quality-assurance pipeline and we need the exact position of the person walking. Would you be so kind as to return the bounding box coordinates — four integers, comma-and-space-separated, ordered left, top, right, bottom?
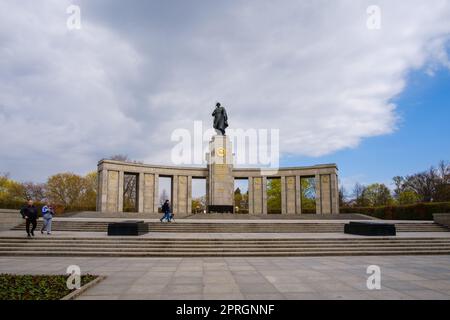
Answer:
169, 211, 175, 222
160, 200, 171, 222
41, 203, 54, 235
20, 200, 38, 238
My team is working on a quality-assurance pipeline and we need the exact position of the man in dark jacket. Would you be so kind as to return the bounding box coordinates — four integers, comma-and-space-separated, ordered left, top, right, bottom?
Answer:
20, 200, 38, 237
160, 200, 171, 222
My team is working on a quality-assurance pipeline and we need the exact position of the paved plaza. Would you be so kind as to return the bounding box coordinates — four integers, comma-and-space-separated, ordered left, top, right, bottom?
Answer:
1, 255, 450, 300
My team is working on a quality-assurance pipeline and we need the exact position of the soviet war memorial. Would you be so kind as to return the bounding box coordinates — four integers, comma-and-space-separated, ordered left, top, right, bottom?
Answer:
1, 1, 450, 317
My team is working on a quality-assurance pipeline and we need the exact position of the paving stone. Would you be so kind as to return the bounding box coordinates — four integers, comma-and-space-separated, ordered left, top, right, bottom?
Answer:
164, 284, 203, 294
126, 284, 167, 294
283, 292, 324, 300
271, 283, 317, 293
383, 280, 432, 291
77, 295, 120, 300
403, 289, 450, 300
206, 293, 245, 299
1, 255, 450, 300
365, 288, 415, 300
203, 284, 241, 294
320, 290, 373, 300
238, 283, 279, 294
244, 293, 285, 300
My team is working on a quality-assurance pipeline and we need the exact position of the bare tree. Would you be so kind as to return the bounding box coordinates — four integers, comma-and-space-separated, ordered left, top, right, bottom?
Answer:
123, 174, 137, 211
110, 154, 129, 162
396, 161, 450, 202
339, 186, 347, 207
109, 154, 143, 164
21, 182, 46, 202
352, 183, 366, 206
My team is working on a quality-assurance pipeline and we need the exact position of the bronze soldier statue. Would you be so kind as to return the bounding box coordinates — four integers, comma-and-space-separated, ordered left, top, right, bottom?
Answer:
212, 102, 228, 135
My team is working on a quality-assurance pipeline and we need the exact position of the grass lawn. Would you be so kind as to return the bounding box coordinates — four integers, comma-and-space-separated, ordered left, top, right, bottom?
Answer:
0, 274, 97, 300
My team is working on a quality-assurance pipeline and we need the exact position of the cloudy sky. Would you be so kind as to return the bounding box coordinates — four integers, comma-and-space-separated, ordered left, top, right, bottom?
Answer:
1, 0, 450, 192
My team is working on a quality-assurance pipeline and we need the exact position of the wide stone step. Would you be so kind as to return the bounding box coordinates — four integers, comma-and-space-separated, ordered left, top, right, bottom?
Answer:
1, 235, 450, 257
11, 221, 449, 233
2, 244, 450, 251
2, 249, 450, 257
2, 246, 450, 253
1, 236, 450, 243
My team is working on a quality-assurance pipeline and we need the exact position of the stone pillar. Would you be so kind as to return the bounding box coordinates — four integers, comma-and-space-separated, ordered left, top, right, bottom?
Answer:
117, 171, 124, 213
315, 174, 322, 214
248, 177, 254, 214
176, 175, 188, 214
153, 174, 159, 213
143, 173, 155, 213
330, 173, 339, 214
138, 172, 144, 213
286, 176, 296, 214
320, 174, 332, 214
253, 177, 263, 214
262, 176, 268, 214
187, 176, 192, 214
281, 176, 286, 214
206, 135, 234, 212
295, 176, 302, 214
98, 169, 108, 212
172, 175, 178, 214
106, 170, 120, 212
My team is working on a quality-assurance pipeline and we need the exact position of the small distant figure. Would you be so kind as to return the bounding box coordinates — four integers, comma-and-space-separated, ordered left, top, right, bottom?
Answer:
20, 200, 38, 238
160, 200, 171, 222
41, 203, 54, 235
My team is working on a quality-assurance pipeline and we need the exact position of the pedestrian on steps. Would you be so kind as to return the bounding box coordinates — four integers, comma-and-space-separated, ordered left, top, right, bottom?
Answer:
20, 200, 38, 238
41, 203, 54, 235
160, 200, 171, 222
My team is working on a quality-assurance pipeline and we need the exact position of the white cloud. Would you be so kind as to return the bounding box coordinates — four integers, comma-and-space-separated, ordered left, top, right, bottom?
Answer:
1, 0, 450, 181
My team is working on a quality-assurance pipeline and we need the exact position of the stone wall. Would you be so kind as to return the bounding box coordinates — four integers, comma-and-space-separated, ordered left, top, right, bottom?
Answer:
434, 213, 450, 228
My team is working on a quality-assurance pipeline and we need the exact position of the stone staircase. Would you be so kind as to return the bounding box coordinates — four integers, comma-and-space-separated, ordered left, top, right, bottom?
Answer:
0, 209, 25, 231
1, 236, 450, 257
11, 220, 450, 233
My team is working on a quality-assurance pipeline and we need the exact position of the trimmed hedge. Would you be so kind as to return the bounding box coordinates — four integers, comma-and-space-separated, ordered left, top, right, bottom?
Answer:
340, 202, 450, 220
0, 200, 43, 210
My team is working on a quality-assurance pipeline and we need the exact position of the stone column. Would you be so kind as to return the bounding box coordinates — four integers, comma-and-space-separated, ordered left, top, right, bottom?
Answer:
206, 135, 234, 212
330, 173, 339, 214
295, 175, 302, 214
253, 177, 263, 214
153, 174, 159, 213
143, 173, 155, 213
286, 176, 296, 214
117, 171, 124, 213
106, 170, 120, 212
98, 169, 108, 212
281, 176, 286, 214
248, 177, 254, 214
262, 176, 268, 214
138, 172, 144, 213
320, 174, 332, 214
315, 174, 322, 214
172, 175, 178, 214
187, 176, 192, 214
177, 175, 188, 215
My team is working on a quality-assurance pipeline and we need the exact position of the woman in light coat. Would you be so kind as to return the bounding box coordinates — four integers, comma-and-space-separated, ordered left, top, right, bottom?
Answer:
41, 204, 54, 235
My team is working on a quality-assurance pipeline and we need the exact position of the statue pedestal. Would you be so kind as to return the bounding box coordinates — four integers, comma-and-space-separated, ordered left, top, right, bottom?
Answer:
206, 135, 234, 213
